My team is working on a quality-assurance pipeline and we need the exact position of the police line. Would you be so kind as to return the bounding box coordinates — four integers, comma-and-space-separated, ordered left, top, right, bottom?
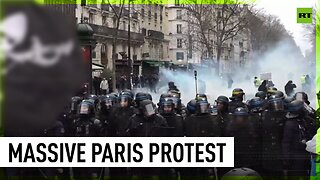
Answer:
0, 137, 234, 167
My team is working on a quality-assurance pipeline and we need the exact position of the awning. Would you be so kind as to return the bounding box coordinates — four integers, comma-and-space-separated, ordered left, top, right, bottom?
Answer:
92, 63, 105, 70
143, 60, 165, 67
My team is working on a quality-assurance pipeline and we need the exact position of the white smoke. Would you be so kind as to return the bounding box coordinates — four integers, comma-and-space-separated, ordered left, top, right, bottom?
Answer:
134, 40, 316, 108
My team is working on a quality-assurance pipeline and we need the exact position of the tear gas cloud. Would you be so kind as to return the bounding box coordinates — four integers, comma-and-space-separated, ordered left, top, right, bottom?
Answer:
135, 40, 316, 108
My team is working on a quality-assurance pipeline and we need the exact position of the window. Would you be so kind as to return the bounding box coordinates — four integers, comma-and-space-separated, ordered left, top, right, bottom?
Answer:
142, 28, 146, 36
102, 15, 107, 25
160, 15, 163, 23
177, 39, 182, 48
101, 44, 107, 57
141, 8, 145, 18
148, 11, 151, 20
89, 13, 94, 24
123, 21, 126, 30
177, 24, 182, 34
133, 22, 136, 31
154, 12, 157, 22
217, 11, 221, 18
176, 52, 184, 60
176, 10, 182, 19
239, 42, 243, 48
101, 4, 109, 11
92, 50, 96, 58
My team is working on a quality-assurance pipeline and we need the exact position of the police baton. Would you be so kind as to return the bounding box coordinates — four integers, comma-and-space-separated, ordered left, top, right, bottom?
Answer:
194, 70, 198, 97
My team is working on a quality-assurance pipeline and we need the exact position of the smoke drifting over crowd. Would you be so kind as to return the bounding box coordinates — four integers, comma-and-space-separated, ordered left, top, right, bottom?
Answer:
136, 40, 316, 108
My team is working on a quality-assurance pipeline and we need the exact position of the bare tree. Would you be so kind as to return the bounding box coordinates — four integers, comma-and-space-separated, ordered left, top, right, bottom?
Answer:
185, 0, 251, 74
105, 0, 126, 91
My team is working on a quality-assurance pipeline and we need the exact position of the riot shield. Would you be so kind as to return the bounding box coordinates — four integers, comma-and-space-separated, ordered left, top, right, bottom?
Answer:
260, 110, 286, 172
185, 114, 220, 137
162, 115, 185, 137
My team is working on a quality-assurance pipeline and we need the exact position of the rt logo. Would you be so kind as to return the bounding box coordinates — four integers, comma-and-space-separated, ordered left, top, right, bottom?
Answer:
297, 8, 313, 24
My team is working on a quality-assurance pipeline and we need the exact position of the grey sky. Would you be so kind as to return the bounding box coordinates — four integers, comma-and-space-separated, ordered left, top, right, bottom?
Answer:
256, 0, 317, 56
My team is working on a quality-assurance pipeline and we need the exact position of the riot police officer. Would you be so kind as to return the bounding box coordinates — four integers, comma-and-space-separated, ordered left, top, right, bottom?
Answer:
108, 91, 134, 180
72, 100, 102, 179
126, 100, 168, 178
185, 99, 220, 137
228, 88, 248, 113
260, 96, 286, 176
184, 99, 219, 179
282, 100, 310, 176
97, 94, 117, 136
64, 96, 82, 136
157, 97, 181, 179
158, 97, 184, 137
109, 92, 135, 137
224, 107, 258, 172
127, 99, 168, 137
86, 94, 99, 111
215, 96, 230, 135
294, 92, 317, 138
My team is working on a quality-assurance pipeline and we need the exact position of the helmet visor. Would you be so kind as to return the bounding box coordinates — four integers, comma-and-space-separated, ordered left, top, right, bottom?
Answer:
171, 98, 179, 108
199, 102, 209, 113
144, 103, 155, 117
105, 99, 113, 109
269, 100, 284, 111
71, 102, 77, 111
79, 103, 89, 115
163, 104, 173, 114
120, 97, 129, 107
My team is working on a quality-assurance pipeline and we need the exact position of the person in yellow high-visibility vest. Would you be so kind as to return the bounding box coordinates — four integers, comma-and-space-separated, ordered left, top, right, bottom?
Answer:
254, 76, 262, 88
301, 75, 306, 91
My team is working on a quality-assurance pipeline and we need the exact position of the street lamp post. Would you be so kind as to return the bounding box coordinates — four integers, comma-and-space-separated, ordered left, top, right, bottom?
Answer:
128, 0, 133, 90
77, 3, 96, 94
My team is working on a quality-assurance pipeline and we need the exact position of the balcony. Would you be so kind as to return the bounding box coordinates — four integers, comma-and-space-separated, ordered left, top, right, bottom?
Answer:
89, 24, 144, 43
146, 30, 164, 40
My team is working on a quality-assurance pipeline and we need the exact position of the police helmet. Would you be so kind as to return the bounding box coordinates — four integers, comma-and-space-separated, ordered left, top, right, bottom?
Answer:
268, 95, 284, 111
187, 99, 197, 115
255, 91, 266, 99
87, 94, 99, 107
286, 100, 304, 113
119, 92, 133, 108
233, 107, 249, 116
78, 100, 95, 117
135, 93, 149, 107
159, 98, 175, 114
248, 97, 265, 112
196, 94, 208, 101
216, 96, 229, 105
196, 100, 210, 114
168, 89, 181, 99
274, 91, 284, 99
222, 168, 262, 180
120, 90, 134, 99
71, 96, 82, 112
231, 88, 245, 101
267, 87, 278, 98
99, 94, 117, 111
